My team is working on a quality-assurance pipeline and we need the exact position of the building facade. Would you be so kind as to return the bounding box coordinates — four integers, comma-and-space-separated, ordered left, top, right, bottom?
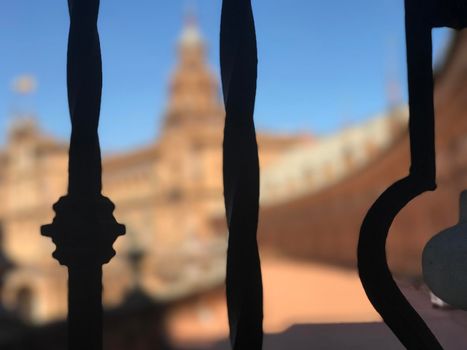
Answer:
0, 19, 307, 323
0, 16, 411, 325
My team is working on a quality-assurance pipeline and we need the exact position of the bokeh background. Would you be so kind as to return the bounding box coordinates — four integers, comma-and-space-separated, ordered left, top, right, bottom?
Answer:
1, 0, 467, 349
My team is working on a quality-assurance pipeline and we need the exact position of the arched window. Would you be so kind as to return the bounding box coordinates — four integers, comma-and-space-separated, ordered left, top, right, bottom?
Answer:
15, 286, 34, 322
0, 221, 13, 296
0, 221, 4, 251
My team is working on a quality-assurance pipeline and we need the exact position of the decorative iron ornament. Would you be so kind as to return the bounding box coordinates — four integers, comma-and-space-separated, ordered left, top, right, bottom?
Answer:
220, 0, 264, 348
41, 1, 125, 349
358, 0, 466, 348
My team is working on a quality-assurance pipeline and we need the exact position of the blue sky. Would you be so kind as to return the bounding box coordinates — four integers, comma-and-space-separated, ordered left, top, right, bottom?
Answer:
0, 0, 451, 152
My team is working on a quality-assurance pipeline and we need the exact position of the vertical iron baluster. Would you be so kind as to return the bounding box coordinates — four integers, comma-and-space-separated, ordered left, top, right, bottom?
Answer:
358, 0, 466, 348
41, 1, 125, 349
220, 0, 263, 349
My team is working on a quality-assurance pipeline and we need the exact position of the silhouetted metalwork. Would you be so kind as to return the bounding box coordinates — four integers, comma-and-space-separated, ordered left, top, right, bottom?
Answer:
358, 0, 466, 348
41, 1, 125, 349
220, 0, 263, 349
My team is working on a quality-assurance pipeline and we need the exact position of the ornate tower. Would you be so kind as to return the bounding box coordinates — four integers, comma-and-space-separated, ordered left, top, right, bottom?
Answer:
163, 15, 224, 133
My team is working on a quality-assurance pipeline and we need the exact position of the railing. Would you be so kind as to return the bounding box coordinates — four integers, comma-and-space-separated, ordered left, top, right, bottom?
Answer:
39, 0, 466, 349
358, 0, 467, 349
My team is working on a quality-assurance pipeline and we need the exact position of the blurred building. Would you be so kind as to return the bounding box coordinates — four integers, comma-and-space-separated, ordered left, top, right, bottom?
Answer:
260, 107, 407, 205
257, 31, 467, 278
0, 18, 309, 324
0, 13, 441, 344
169, 31, 467, 348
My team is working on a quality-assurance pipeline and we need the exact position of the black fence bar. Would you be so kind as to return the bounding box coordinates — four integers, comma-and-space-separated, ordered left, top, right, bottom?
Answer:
68, 266, 103, 349
358, 0, 466, 348
41, 1, 125, 349
220, 0, 263, 349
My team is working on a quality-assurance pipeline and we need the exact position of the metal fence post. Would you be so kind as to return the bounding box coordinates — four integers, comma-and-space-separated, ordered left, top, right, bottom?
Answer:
41, 1, 125, 349
220, 0, 263, 349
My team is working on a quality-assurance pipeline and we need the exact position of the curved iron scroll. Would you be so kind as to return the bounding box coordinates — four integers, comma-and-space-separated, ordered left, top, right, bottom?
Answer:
41, 1, 125, 349
220, 0, 264, 349
358, 0, 467, 348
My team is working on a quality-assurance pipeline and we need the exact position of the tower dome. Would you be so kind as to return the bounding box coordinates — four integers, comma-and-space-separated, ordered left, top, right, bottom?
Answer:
179, 14, 203, 48
163, 13, 223, 132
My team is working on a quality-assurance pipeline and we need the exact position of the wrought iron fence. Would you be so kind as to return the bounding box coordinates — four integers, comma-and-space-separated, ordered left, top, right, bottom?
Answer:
39, 0, 467, 349
358, 0, 467, 349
